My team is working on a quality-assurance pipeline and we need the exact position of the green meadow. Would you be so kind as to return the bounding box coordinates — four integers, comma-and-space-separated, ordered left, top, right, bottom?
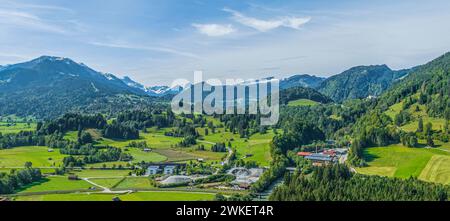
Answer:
357, 144, 450, 184
18, 176, 93, 193
0, 146, 66, 168
384, 98, 447, 132
13, 191, 216, 201
418, 155, 450, 185
287, 99, 319, 107
113, 177, 155, 189
89, 178, 124, 188
72, 169, 131, 178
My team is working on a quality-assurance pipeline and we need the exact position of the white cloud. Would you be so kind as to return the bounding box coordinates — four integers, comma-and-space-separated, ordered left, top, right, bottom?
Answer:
192, 23, 235, 36
0, 9, 68, 34
223, 8, 310, 32
89, 41, 201, 59
2, 0, 74, 13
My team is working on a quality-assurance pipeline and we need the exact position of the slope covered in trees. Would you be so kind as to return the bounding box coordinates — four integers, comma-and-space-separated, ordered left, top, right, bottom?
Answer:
270, 165, 448, 201
349, 52, 450, 165
280, 86, 333, 105
317, 65, 409, 102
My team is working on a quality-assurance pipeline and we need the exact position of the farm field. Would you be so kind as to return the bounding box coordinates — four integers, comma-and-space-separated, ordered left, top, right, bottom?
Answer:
0, 146, 66, 168
13, 191, 216, 201
287, 99, 319, 107
89, 178, 124, 188
125, 148, 167, 163
72, 169, 131, 178
418, 155, 450, 185
18, 176, 93, 193
357, 144, 450, 183
96, 132, 182, 149
113, 177, 154, 189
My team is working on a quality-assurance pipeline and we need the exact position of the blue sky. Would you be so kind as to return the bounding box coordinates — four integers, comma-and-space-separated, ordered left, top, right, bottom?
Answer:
1, 0, 450, 85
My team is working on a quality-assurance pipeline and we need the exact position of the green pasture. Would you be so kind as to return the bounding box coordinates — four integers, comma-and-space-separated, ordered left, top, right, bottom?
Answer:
13, 191, 216, 201
0, 146, 66, 168
357, 144, 450, 183
287, 99, 319, 107
18, 176, 93, 193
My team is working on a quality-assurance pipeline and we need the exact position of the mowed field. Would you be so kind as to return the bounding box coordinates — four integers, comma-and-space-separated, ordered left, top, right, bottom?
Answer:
72, 169, 131, 178
18, 176, 93, 193
0, 146, 66, 168
357, 144, 450, 184
418, 155, 450, 185
113, 177, 155, 189
13, 191, 216, 201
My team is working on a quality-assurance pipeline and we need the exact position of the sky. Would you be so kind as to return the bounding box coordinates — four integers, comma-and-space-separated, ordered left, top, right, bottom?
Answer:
0, 0, 450, 86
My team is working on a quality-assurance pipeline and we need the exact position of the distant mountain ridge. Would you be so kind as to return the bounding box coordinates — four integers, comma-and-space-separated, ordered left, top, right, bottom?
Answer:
120, 76, 183, 97
280, 74, 325, 89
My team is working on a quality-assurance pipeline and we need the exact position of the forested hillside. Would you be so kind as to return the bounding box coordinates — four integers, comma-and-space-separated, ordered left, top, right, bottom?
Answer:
279, 86, 333, 105
270, 165, 448, 201
349, 52, 450, 165
317, 65, 409, 102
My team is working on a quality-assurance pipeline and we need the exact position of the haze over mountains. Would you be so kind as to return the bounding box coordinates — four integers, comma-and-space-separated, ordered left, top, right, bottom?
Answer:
0, 53, 447, 119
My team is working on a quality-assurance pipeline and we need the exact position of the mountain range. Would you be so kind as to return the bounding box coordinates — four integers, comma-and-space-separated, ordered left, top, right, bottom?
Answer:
0, 53, 447, 119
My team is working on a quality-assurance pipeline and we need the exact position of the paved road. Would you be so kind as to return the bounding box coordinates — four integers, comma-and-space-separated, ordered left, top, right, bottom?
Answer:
83, 178, 132, 194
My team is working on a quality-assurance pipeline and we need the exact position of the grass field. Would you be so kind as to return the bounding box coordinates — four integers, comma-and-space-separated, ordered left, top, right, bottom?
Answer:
87, 161, 130, 168
201, 130, 274, 166
287, 99, 319, 107
13, 191, 216, 201
125, 148, 168, 163
114, 177, 154, 189
0, 146, 66, 168
89, 178, 124, 188
357, 144, 450, 183
18, 176, 93, 193
401, 117, 446, 132
97, 132, 182, 149
418, 155, 450, 185
72, 169, 131, 178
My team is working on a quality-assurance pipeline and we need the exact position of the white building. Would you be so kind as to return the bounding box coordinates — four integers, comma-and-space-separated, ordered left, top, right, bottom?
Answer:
164, 166, 176, 175
146, 166, 160, 175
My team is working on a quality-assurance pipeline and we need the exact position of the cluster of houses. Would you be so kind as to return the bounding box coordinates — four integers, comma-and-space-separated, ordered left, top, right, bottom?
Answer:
298, 148, 348, 166
146, 165, 177, 175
